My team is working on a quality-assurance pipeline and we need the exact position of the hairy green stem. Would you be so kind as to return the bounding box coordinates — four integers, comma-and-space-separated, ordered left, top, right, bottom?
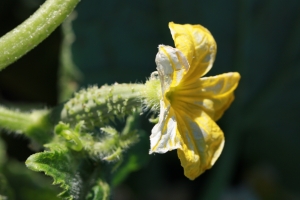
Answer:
0, 0, 80, 71
0, 107, 52, 143
0, 107, 32, 133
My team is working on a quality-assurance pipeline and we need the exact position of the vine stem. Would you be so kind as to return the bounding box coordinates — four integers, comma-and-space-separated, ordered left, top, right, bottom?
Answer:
0, 106, 33, 133
0, 0, 81, 71
0, 107, 52, 144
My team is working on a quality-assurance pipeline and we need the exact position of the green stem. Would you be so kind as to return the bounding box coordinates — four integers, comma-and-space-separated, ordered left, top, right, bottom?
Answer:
0, 107, 32, 132
0, 106, 52, 144
0, 0, 80, 71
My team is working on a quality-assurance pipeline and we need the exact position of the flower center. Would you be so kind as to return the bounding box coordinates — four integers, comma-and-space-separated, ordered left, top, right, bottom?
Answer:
165, 87, 176, 104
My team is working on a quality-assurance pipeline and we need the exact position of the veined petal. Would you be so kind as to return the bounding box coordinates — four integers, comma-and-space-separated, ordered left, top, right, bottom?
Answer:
169, 72, 240, 121
175, 110, 224, 180
150, 101, 182, 154
169, 22, 216, 83
155, 45, 189, 96
198, 72, 241, 120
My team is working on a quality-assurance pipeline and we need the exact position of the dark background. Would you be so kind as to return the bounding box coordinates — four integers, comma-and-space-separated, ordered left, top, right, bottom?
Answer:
1, 0, 300, 199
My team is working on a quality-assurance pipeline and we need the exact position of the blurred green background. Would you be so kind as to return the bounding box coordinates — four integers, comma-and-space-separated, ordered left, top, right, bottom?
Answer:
1, 0, 300, 199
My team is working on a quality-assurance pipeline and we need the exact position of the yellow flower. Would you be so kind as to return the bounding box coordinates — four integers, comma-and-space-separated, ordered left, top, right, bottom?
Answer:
149, 22, 241, 180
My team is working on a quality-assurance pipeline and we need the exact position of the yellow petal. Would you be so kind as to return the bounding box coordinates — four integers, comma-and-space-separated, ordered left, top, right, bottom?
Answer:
168, 72, 240, 121
175, 110, 224, 180
169, 22, 216, 83
199, 72, 241, 120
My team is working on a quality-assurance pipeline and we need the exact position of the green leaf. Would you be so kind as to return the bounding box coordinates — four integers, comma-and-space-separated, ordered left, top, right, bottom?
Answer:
26, 113, 142, 199
2, 160, 59, 200
26, 144, 110, 200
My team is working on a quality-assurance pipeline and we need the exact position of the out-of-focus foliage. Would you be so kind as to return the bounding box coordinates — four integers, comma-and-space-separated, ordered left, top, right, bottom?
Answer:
1, 0, 300, 199
2, 160, 60, 200
58, 12, 83, 103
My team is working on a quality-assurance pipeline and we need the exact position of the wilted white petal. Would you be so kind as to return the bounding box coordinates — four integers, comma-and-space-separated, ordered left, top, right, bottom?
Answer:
150, 101, 181, 154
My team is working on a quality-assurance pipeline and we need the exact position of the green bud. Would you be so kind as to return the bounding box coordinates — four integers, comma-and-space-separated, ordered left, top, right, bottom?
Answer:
54, 122, 83, 151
